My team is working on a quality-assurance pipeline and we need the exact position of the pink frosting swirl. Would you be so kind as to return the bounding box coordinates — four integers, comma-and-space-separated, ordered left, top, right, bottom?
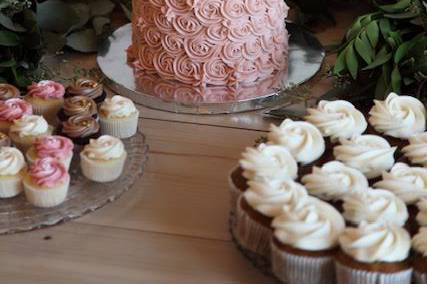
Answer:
137, 46, 157, 73
221, 41, 244, 65
0, 98, 33, 122
27, 80, 65, 99
266, 7, 282, 29
203, 59, 233, 86
206, 23, 228, 42
34, 135, 74, 160
153, 81, 176, 101
245, 0, 265, 14
172, 13, 203, 36
28, 157, 69, 187
161, 34, 184, 55
143, 25, 162, 48
243, 38, 263, 60
194, 0, 223, 24
173, 54, 203, 85
271, 45, 286, 69
140, 5, 158, 25
228, 21, 254, 42
184, 34, 220, 62
153, 51, 176, 80
165, 0, 191, 14
149, 0, 164, 8
260, 32, 275, 52
222, 0, 246, 19
235, 59, 260, 83
153, 10, 174, 33
250, 15, 268, 36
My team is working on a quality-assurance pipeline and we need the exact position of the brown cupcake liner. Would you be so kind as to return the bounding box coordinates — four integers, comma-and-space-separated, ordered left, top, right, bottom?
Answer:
228, 165, 243, 217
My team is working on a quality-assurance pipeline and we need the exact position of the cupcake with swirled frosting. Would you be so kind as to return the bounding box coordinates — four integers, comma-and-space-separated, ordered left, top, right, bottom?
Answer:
369, 93, 426, 147
80, 135, 127, 182
23, 157, 70, 208
333, 134, 396, 179
9, 115, 53, 153
236, 178, 308, 259
412, 227, 427, 283
0, 132, 10, 147
60, 114, 100, 145
0, 147, 26, 198
0, 83, 20, 100
57, 96, 98, 125
271, 196, 345, 284
402, 132, 427, 167
336, 222, 412, 284
0, 98, 33, 133
416, 199, 427, 227
65, 78, 106, 104
305, 100, 367, 145
99, 95, 139, 138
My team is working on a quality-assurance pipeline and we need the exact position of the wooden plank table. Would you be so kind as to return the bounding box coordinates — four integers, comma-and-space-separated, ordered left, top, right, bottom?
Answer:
0, 5, 368, 283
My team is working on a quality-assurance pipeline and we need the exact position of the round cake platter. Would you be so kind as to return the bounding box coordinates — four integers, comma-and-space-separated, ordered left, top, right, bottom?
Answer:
0, 131, 148, 234
97, 23, 325, 114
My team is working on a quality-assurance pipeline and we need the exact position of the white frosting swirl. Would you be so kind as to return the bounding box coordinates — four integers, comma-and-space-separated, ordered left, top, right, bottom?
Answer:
416, 198, 427, 226
100, 95, 138, 119
82, 135, 125, 160
374, 163, 427, 204
10, 115, 49, 137
301, 161, 369, 201
272, 197, 345, 251
342, 189, 408, 226
244, 179, 308, 217
339, 222, 411, 263
333, 135, 396, 178
412, 227, 427, 257
305, 100, 367, 141
239, 143, 298, 181
369, 93, 426, 139
402, 132, 427, 167
0, 147, 25, 175
267, 119, 325, 164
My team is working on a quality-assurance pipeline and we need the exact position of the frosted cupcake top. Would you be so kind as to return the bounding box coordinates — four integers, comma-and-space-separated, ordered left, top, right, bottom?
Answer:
369, 93, 426, 139
301, 161, 369, 201
412, 227, 427, 257
0, 147, 25, 175
339, 222, 410, 263
66, 78, 104, 100
333, 135, 396, 179
100, 95, 138, 119
0, 98, 32, 122
305, 100, 367, 141
240, 144, 298, 181
342, 189, 408, 226
63, 96, 97, 117
82, 135, 125, 160
416, 199, 427, 226
28, 157, 69, 188
374, 163, 427, 204
244, 179, 308, 217
402, 132, 427, 167
62, 115, 99, 138
10, 115, 49, 137
0, 83, 20, 100
267, 119, 325, 164
33, 135, 74, 160
272, 197, 345, 251
27, 80, 65, 99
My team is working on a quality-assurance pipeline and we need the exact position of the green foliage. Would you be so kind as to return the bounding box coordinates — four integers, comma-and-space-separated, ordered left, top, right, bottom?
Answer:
333, 0, 427, 99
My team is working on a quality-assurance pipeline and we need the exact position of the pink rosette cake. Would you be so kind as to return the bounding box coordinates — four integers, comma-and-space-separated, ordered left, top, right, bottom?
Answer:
26, 135, 74, 170
23, 157, 70, 208
128, 0, 289, 87
0, 98, 33, 133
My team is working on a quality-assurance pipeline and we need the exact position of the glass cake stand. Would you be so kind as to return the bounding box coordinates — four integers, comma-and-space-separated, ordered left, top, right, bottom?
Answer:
97, 23, 325, 114
0, 131, 148, 234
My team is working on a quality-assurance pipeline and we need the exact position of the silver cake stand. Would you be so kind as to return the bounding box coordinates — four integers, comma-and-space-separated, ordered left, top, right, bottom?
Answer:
97, 23, 325, 114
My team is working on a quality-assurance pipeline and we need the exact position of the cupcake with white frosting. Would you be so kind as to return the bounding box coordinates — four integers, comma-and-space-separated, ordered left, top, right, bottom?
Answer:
301, 161, 369, 210
305, 100, 367, 144
416, 199, 427, 227
342, 189, 408, 227
9, 115, 53, 153
0, 147, 26, 198
99, 95, 139, 138
235, 178, 308, 259
271, 196, 345, 284
412, 227, 427, 284
369, 93, 426, 147
402, 132, 427, 167
333, 134, 396, 179
336, 222, 412, 284
80, 135, 127, 182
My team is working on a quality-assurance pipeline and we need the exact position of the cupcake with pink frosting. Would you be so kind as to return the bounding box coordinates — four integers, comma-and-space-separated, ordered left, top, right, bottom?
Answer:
23, 157, 70, 207
25, 80, 65, 125
0, 98, 32, 133
26, 135, 74, 170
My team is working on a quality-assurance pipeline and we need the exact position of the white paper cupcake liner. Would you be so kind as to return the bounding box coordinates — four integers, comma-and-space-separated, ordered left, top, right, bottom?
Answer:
271, 241, 335, 284
26, 148, 73, 171
80, 152, 127, 182
415, 271, 427, 284
24, 176, 70, 208
30, 99, 63, 126
0, 174, 23, 198
235, 195, 272, 259
335, 260, 412, 284
99, 111, 139, 138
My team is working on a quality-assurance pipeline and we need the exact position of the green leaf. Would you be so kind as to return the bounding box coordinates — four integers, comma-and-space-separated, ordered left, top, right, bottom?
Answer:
363, 51, 392, 70
391, 65, 401, 92
0, 59, 16, 67
346, 17, 362, 41
377, 0, 412, 13
92, 16, 111, 36
345, 44, 359, 79
366, 21, 379, 48
0, 30, 20, 46
66, 29, 98, 52
379, 18, 392, 39
355, 36, 373, 64
375, 73, 388, 99
0, 12, 26, 32
89, 0, 115, 16
384, 10, 420, 19
394, 41, 412, 64
69, 3, 91, 32
333, 50, 347, 75
36, 0, 80, 34
42, 31, 67, 53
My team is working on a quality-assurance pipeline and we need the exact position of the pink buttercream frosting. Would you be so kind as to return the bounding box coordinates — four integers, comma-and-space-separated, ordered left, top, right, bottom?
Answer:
28, 157, 69, 187
27, 80, 65, 99
34, 135, 74, 160
0, 98, 33, 122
